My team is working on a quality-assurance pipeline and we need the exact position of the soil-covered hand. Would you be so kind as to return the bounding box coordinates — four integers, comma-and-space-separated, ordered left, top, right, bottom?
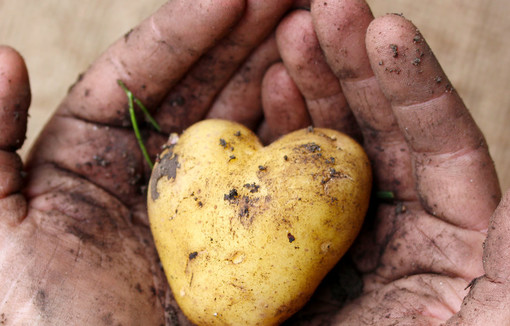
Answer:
270, 1, 509, 325
0, 1, 301, 324
3, 0, 509, 324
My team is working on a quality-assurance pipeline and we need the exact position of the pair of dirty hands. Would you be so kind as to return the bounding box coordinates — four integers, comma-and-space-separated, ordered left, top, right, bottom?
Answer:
0, 0, 508, 325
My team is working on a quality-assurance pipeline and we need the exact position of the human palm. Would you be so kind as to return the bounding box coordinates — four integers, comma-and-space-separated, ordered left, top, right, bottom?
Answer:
1, 0, 509, 325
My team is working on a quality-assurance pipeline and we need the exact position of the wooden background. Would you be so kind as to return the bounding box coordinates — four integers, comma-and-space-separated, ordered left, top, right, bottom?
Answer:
1, 0, 509, 191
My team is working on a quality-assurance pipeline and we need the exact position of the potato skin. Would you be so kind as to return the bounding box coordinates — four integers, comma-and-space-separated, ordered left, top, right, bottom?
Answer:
148, 119, 371, 325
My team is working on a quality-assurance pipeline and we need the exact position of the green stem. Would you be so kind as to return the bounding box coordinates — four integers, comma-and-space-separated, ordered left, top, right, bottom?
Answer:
117, 80, 155, 169
376, 190, 395, 200
134, 98, 161, 132
117, 80, 160, 131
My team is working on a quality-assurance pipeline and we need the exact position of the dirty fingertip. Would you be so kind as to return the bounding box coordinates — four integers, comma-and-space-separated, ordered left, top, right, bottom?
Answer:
366, 14, 448, 106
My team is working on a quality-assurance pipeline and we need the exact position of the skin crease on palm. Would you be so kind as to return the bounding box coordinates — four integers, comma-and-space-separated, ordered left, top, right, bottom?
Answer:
0, 0, 509, 325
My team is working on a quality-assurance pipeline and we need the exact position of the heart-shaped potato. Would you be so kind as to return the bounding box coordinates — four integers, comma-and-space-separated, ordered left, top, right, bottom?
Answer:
148, 119, 371, 325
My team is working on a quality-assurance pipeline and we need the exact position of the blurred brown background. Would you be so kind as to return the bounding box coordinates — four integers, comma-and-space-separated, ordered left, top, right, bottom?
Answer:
1, 1, 509, 191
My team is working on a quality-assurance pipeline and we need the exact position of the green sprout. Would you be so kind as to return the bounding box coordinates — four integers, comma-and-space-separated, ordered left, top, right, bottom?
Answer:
117, 80, 161, 169
376, 190, 395, 200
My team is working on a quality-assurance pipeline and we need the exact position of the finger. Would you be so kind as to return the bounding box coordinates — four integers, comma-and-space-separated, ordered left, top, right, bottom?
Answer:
155, 0, 294, 133
311, 0, 416, 200
366, 14, 501, 230
446, 190, 510, 325
0, 46, 30, 152
0, 46, 30, 227
276, 10, 360, 138
206, 34, 280, 130
261, 62, 311, 143
60, 0, 247, 126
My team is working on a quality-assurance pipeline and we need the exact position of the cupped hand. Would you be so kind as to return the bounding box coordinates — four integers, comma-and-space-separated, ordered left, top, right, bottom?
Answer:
265, 0, 509, 325
0, 1, 304, 324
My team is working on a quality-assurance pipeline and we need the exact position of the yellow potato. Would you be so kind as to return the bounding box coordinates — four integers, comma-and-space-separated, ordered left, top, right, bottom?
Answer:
148, 119, 371, 325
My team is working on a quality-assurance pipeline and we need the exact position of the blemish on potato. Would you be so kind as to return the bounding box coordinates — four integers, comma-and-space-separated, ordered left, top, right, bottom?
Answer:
325, 157, 335, 164
230, 252, 245, 265
238, 196, 260, 227
320, 242, 332, 253
224, 188, 239, 201
280, 217, 293, 228
321, 168, 349, 185
243, 183, 260, 193
189, 252, 198, 260
239, 206, 250, 218
219, 138, 227, 148
300, 143, 321, 153
150, 152, 179, 201
287, 233, 296, 243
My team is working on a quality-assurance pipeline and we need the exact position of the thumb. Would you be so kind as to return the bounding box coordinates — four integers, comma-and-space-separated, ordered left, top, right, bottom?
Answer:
0, 45, 31, 225
446, 189, 510, 325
